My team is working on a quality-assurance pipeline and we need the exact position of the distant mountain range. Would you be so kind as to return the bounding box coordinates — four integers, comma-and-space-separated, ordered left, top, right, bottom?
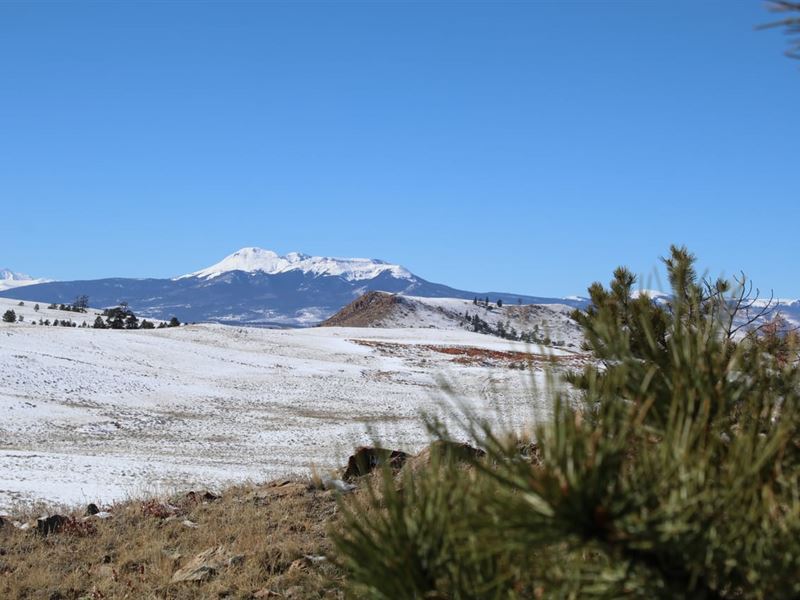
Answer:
0, 269, 49, 292
0, 248, 587, 326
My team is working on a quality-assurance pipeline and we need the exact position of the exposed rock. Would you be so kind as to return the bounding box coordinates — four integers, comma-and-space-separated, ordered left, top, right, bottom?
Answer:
320, 291, 403, 327
403, 440, 486, 475
85, 503, 100, 516
250, 480, 309, 505
182, 519, 199, 529
343, 446, 410, 480
170, 546, 239, 583
321, 478, 357, 494
185, 490, 220, 503
140, 499, 180, 519
36, 515, 68, 535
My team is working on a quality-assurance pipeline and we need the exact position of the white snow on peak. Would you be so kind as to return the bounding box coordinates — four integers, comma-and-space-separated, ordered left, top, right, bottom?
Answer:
0, 268, 49, 292
630, 288, 670, 300
0, 268, 30, 282
178, 247, 414, 282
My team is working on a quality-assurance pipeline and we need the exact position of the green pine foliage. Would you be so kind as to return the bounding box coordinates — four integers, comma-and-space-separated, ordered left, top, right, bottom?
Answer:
332, 247, 800, 598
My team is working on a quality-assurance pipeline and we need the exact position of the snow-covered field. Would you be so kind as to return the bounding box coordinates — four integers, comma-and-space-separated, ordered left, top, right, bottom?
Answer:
0, 297, 583, 511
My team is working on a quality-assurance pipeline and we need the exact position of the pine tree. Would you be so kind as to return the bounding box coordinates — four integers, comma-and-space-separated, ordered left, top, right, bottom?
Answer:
333, 247, 800, 598
125, 314, 139, 330
3, 309, 17, 323
497, 320, 506, 337
168, 317, 180, 328
74, 295, 89, 312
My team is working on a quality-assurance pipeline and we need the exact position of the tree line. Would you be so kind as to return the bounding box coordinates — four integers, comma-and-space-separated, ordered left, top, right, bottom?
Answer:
2, 296, 181, 330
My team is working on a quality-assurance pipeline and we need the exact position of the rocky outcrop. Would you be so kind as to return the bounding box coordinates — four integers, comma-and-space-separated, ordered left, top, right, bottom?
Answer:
343, 446, 410, 480
170, 546, 244, 583
319, 291, 404, 327
401, 440, 486, 475
36, 515, 68, 535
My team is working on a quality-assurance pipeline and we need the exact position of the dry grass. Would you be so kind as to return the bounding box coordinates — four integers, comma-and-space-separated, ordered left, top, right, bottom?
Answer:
352, 338, 585, 369
318, 291, 400, 328
0, 479, 345, 599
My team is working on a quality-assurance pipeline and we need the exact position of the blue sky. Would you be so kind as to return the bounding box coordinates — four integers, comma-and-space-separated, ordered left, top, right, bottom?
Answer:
1, 1, 798, 297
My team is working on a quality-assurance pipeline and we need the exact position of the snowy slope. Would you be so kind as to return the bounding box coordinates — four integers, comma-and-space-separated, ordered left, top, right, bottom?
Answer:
0, 269, 49, 292
323, 293, 585, 348
0, 297, 105, 324
0, 296, 586, 510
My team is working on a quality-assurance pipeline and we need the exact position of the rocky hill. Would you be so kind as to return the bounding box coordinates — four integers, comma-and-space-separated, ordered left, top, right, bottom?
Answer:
321, 292, 584, 348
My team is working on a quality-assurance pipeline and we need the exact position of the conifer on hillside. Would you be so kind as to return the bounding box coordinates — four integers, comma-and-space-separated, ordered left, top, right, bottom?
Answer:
333, 247, 800, 598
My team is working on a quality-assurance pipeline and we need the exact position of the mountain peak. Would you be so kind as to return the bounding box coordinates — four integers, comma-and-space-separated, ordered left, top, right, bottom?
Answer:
178, 248, 413, 282
0, 269, 49, 292
1, 268, 32, 282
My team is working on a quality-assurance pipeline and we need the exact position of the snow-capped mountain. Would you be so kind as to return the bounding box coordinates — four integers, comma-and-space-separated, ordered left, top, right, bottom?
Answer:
179, 247, 413, 282
0, 248, 586, 326
0, 269, 49, 292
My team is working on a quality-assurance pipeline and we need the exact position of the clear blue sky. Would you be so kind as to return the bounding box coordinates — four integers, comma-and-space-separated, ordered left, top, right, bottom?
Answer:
1, 1, 798, 297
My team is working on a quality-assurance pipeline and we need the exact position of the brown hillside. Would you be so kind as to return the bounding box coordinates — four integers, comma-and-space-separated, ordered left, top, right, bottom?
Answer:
319, 291, 404, 327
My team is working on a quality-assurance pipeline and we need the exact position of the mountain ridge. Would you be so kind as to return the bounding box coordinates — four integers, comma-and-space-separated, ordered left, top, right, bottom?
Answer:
0, 248, 586, 326
177, 247, 414, 282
